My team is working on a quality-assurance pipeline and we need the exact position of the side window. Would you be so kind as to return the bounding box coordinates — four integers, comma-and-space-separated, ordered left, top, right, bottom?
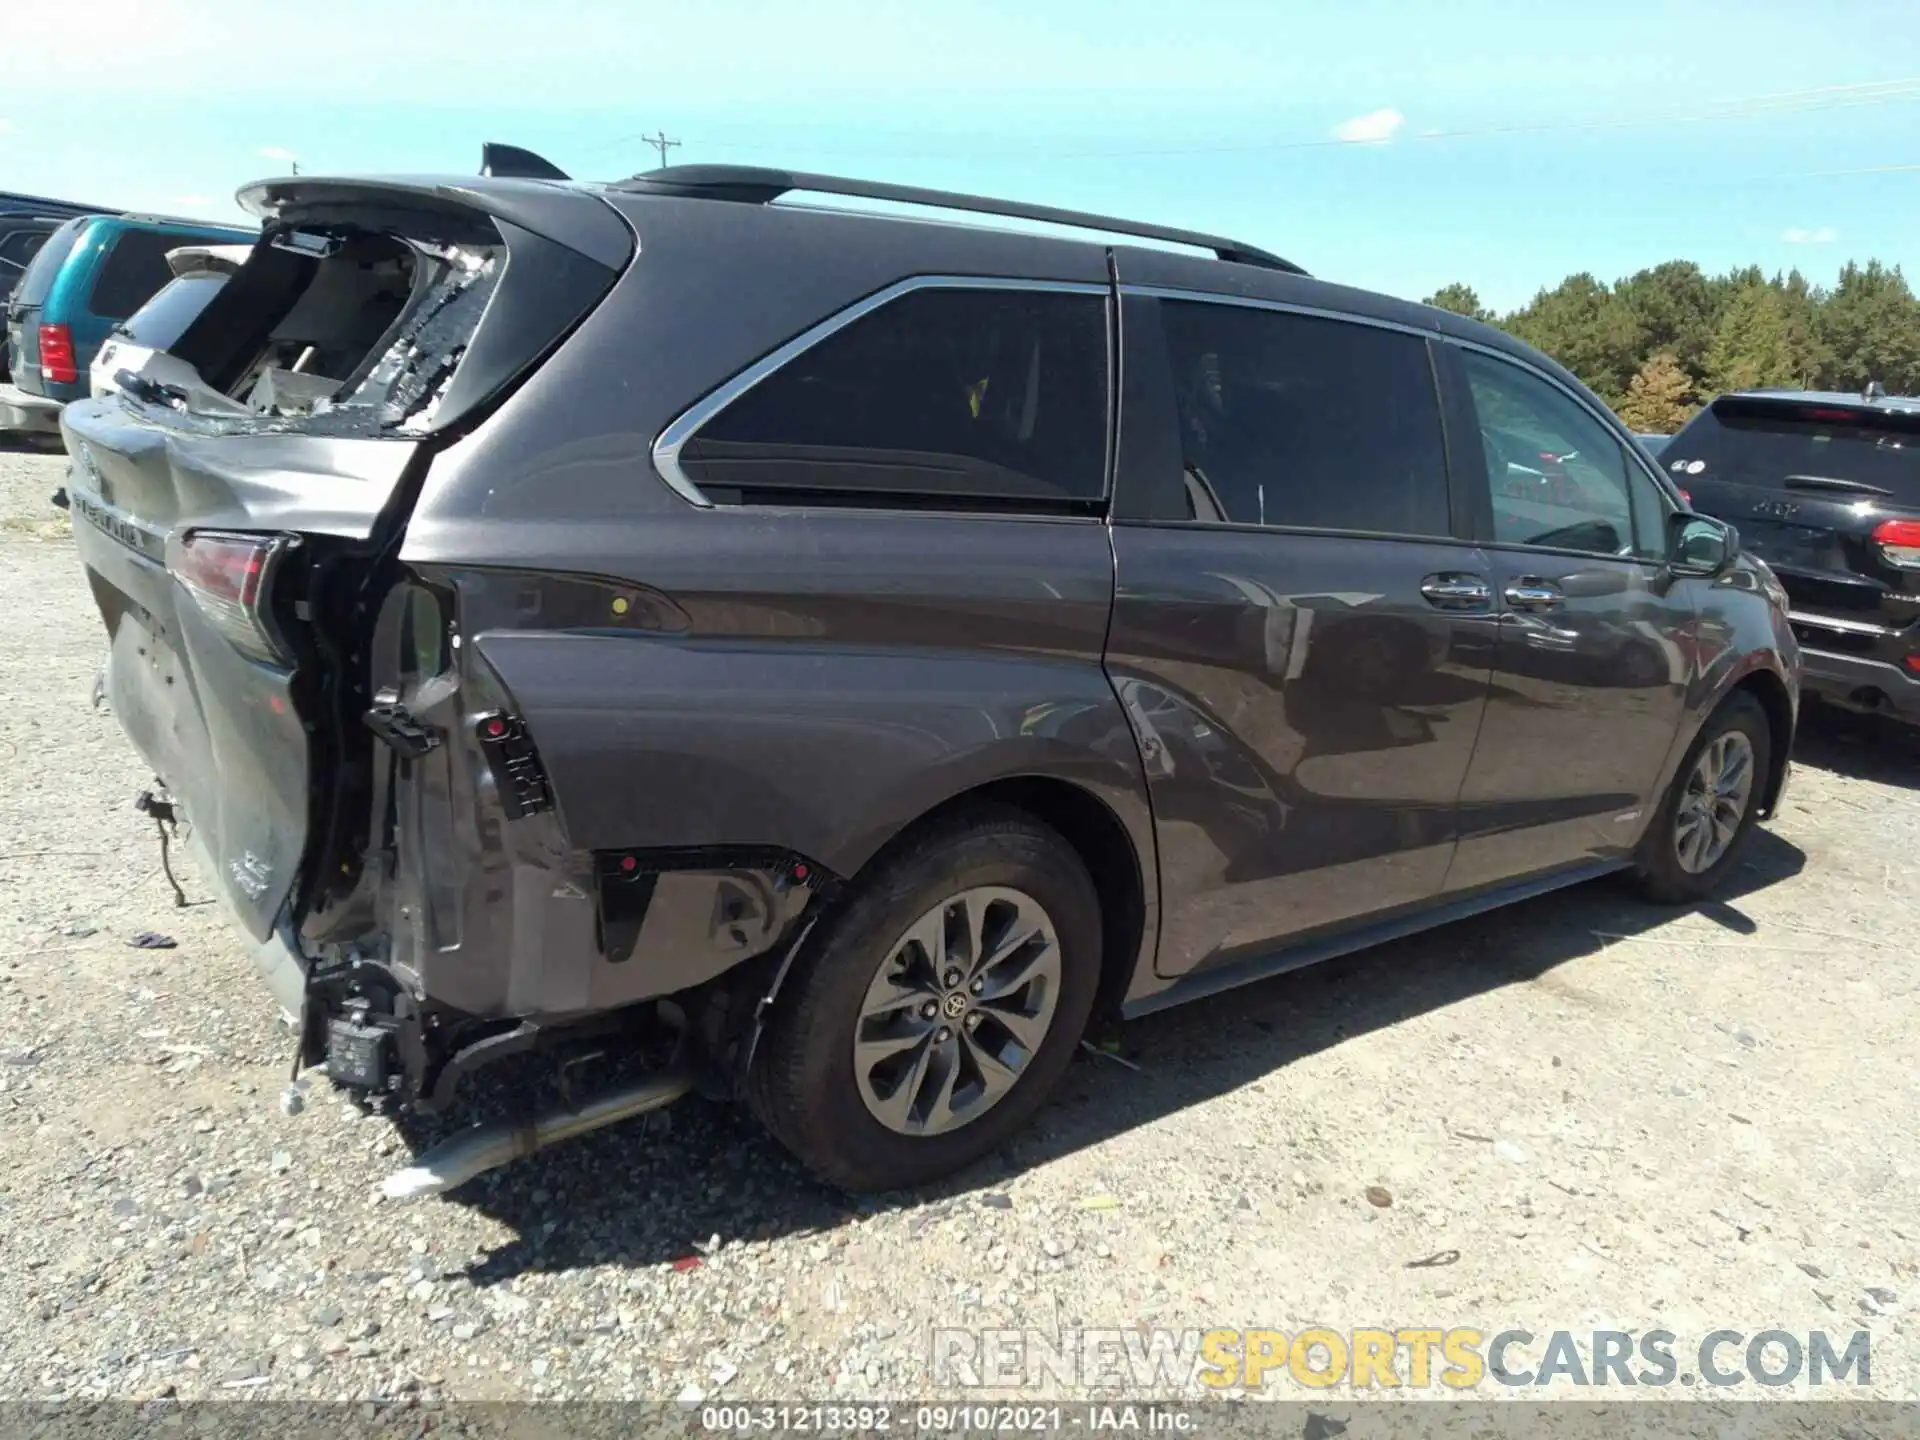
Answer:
0, 230, 48, 271
1460, 349, 1665, 560
682, 287, 1108, 509
1158, 300, 1450, 537
88, 230, 185, 320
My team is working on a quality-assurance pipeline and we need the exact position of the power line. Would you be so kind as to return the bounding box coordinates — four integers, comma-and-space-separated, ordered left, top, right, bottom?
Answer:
640, 130, 681, 168
578, 73, 1920, 168
1797, 161, 1920, 177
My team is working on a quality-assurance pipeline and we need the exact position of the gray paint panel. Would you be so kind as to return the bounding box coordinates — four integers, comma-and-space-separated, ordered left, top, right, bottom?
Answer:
451, 510, 1144, 878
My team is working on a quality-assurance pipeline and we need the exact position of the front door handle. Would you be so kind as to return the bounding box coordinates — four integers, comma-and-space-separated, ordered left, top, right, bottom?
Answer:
1503, 578, 1564, 611
1420, 573, 1492, 611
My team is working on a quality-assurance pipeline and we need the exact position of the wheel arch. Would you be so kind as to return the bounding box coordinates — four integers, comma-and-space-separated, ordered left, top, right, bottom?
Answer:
1726, 666, 1795, 819
846, 773, 1154, 1025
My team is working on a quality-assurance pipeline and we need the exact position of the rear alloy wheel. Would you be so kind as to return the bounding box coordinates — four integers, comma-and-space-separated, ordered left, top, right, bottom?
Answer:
749, 807, 1101, 1192
1636, 691, 1771, 903
853, 886, 1063, 1138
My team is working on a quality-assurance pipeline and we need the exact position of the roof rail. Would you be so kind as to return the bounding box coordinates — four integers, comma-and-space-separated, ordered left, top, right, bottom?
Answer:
116, 212, 258, 231
613, 165, 1305, 274
0, 190, 120, 219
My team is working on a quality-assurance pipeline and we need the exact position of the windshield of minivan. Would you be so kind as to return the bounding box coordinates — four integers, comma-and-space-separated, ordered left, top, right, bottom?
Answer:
1665, 401, 1920, 504
10, 218, 88, 310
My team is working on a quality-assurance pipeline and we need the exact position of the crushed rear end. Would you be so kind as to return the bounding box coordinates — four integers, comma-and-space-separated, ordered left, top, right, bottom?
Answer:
61, 175, 732, 1135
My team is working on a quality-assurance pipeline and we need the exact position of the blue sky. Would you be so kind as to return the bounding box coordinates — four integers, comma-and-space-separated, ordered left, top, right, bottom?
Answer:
3, 0, 1916, 311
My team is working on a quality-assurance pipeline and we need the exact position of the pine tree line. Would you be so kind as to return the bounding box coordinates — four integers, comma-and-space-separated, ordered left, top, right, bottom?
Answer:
1423, 261, 1920, 434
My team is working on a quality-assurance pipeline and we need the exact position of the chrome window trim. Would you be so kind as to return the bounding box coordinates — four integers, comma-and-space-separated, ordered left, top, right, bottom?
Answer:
651, 274, 1112, 509
1116, 283, 1440, 342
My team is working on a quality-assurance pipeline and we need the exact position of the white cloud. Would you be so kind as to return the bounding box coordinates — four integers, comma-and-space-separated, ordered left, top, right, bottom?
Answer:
1333, 107, 1405, 144
1782, 226, 1838, 244
257, 145, 298, 162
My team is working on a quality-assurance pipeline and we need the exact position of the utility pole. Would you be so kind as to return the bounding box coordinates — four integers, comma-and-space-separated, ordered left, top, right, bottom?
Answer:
642, 131, 681, 169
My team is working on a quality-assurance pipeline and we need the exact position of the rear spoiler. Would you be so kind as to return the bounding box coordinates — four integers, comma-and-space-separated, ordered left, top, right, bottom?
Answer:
1712, 393, 1920, 437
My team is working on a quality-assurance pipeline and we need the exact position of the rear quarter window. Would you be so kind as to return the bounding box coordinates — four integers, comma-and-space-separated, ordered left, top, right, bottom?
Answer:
679, 285, 1111, 511
89, 230, 189, 320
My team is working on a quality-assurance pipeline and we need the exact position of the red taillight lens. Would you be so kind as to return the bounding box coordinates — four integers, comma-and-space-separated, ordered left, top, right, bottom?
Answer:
38, 323, 77, 385
1904, 655, 1920, 675
172, 531, 290, 663
1872, 519, 1920, 571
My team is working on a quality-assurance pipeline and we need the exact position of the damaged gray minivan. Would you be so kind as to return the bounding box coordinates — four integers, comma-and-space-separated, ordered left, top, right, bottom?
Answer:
63, 156, 1798, 1196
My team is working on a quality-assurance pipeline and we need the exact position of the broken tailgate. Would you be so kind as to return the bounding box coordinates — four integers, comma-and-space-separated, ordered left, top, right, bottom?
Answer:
63, 175, 632, 941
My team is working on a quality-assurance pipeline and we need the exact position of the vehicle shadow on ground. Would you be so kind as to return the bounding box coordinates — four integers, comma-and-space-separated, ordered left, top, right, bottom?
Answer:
0, 435, 63, 456
1790, 701, 1920, 790
431, 827, 1806, 1287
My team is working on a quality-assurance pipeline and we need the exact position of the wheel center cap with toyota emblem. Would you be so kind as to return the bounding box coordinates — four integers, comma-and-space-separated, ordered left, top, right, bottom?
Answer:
943, 991, 968, 1019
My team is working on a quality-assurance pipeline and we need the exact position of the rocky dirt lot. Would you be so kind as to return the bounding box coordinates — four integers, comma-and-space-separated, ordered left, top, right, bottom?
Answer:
1, 441, 1916, 1410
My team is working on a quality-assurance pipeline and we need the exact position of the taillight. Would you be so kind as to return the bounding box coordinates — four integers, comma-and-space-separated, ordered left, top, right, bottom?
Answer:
171, 531, 294, 663
38, 323, 76, 385
1872, 518, 1920, 570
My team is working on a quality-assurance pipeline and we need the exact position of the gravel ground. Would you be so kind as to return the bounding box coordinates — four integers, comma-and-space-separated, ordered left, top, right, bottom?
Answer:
2, 440, 1917, 1409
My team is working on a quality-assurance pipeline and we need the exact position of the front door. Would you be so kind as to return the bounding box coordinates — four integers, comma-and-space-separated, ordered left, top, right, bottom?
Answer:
1443, 345, 1696, 890
1105, 291, 1495, 978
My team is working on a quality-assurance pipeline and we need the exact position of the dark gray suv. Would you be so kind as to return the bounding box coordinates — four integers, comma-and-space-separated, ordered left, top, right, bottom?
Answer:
60, 164, 1799, 1195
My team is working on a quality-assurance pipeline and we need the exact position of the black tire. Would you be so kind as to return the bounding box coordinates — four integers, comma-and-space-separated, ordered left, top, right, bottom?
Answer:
1635, 691, 1771, 904
747, 806, 1102, 1192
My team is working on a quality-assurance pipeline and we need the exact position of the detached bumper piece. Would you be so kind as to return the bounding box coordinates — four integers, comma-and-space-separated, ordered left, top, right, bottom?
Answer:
382, 1068, 694, 1198
474, 711, 552, 817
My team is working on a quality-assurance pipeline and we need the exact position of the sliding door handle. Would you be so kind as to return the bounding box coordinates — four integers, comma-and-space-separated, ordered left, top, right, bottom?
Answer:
1420, 573, 1492, 611
1503, 578, 1564, 611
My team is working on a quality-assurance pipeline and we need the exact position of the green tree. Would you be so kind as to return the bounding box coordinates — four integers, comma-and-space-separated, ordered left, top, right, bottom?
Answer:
1703, 284, 1798, 396
1616, 262, 1716, 376
1443, 254, 1917, 404
1506, 273, 1644, 405
1776, 269, 1830, 388
1616, 352, 1698, 434
1817, 260, 1920, 392
1423, 283, 1492, 321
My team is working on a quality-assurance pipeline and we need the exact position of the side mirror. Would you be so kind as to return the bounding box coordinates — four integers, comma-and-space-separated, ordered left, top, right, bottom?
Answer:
1669, 513, 1738, 576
